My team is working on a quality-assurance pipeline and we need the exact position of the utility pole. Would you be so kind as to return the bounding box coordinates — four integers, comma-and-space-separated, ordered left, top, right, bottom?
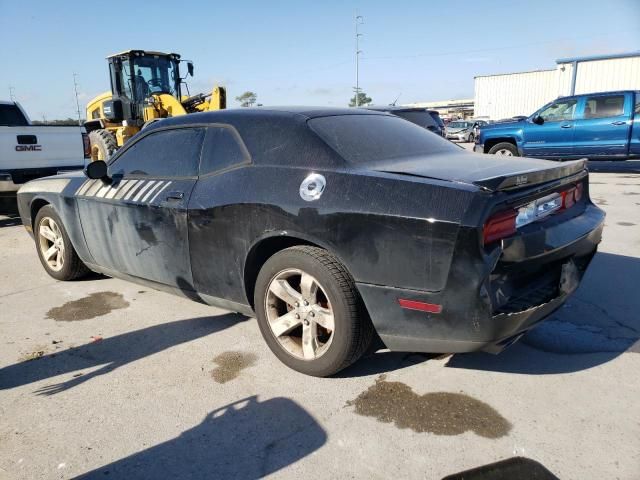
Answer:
73, 73, 82, 126
9, 86, 16, 102
354, 14, 364, 106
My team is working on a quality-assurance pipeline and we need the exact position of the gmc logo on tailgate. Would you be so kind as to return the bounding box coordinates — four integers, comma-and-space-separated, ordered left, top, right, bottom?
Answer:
16, 145, 42, 152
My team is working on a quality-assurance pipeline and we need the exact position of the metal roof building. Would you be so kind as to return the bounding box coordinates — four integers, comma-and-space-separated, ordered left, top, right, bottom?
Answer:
474, 51, 640, 120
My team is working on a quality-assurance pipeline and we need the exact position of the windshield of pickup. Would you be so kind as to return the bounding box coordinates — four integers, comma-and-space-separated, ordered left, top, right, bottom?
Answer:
448, 121, 472, 129
0, 104, 28, 126
309, 114, 459, 166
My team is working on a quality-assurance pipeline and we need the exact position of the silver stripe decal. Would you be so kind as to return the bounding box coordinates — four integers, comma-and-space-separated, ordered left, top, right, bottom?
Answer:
114, 180, 138, 200
76, 180, 94, 196
123, 180, 146, 200
141, 181, 164, 203
85, 180, 104, 197
104, 180, 129, 198
132, 181, 156, 202
148, 181, 172, 204
95, 183, 112, 198
104, 182, 123, 199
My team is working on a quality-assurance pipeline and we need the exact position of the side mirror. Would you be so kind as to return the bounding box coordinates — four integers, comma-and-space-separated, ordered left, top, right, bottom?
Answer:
532, 115, 544, 125
187, 62, 194, 77
85, 160, 109, 181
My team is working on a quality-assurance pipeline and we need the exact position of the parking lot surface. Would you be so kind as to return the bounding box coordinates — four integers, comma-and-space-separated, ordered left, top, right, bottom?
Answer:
1, 164, 639, 479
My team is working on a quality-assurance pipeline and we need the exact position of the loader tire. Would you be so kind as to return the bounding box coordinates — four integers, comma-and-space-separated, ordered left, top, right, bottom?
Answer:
89, 129, 118, 161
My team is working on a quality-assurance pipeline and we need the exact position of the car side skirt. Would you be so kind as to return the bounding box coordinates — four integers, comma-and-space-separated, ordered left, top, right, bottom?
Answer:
84, 262, 255, 317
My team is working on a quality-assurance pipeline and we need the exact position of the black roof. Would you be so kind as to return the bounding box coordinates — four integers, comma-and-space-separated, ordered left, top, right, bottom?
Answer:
154, 106, 389, 129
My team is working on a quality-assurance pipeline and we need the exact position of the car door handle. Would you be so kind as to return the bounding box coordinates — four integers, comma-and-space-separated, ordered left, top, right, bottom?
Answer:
560, 124, 573, 129
611, 121, 627, 126
165, 191, 184, 200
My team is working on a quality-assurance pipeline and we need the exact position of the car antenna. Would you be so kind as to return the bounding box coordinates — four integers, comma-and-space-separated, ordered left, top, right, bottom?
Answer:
390, 93, 402, 106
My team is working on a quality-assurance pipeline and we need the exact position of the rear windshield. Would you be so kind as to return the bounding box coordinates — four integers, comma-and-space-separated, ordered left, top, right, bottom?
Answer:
394, 111, 437, 128
309, 114, 459, 166
0, 104, 28, 126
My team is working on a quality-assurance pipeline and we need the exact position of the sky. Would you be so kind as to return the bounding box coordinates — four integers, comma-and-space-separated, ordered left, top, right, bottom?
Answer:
1, 0, 639, 120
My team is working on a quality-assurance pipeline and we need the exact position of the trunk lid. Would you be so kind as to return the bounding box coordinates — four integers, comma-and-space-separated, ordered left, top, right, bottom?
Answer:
373, 152, 587, 192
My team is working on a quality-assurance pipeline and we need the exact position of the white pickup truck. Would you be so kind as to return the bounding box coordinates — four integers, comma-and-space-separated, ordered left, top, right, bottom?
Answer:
0, 101, 89, 195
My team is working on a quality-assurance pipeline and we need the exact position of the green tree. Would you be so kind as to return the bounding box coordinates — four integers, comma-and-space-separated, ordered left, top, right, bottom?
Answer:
349, 91, 372, 107
235, 91, 258, 107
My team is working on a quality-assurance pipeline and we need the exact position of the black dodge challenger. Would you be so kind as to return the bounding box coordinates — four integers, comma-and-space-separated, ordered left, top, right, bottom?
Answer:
17, 107, 605, 376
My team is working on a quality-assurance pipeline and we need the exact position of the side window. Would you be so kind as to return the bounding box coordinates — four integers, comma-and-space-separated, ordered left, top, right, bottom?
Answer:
538, 100, 577, 122
109, 128, 205, 177
584, 95, 625, 119
0, 104, 29, 126
199, 126, 249, 175
636, 95, 640, 115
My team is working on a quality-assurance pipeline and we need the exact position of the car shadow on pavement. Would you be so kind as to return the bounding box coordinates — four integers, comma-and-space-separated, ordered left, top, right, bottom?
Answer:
335, 350, 436, 378
0, 313, 248, 394
75, 395, 327, 479
0, 214, 21, 228
446, 252, 640, 374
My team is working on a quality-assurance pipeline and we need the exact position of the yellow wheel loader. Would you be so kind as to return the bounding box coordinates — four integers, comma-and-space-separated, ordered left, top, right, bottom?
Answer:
85, 50, 226, 160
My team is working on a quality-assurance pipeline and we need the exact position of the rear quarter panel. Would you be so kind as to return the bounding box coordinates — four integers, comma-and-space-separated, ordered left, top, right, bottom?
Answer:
187, 165, 479, 305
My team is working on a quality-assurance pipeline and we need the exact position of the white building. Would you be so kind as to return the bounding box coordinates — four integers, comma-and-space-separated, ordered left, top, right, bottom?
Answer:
402, 98, 475, 120
474, 51, 640, 120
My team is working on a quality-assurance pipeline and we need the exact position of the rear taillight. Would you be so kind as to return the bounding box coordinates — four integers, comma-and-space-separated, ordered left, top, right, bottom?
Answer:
483, 209, 517, 245
82, 133, 91, 159
560, 182, 583, 210
574, 182, 583, 202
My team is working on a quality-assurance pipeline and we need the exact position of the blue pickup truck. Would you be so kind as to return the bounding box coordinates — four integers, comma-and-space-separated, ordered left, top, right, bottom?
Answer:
475, 90, 640, 160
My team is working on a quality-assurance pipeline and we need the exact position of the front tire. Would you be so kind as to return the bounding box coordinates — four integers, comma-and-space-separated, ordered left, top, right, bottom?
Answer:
34, 205, 89, 281
254, 246, 373, 376
89, 129, 118, 161
488, 142, 519, 156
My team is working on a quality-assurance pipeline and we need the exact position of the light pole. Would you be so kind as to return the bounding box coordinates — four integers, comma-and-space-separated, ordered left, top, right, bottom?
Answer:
73, 73, 82, 126
354, 14, 363, 106
9, 86, 16, 102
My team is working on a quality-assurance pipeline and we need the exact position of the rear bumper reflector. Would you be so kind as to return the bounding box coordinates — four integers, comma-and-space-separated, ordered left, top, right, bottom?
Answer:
398, 299, 442, 314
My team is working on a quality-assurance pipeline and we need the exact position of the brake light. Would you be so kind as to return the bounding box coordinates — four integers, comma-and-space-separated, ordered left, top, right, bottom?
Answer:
82, 133, 91, 159
483, 209, 517, 245
560, 183, 583, 210
574, 182, 583, 202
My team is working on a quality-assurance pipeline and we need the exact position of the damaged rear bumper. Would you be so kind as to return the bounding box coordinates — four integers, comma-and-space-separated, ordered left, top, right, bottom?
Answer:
356, 203, 605, 354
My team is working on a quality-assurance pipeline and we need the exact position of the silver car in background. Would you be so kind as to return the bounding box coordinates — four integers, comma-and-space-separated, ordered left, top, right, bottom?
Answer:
446, 120, 488, 142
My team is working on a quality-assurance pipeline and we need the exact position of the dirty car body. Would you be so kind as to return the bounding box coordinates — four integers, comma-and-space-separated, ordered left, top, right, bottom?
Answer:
17, 107, 605, 357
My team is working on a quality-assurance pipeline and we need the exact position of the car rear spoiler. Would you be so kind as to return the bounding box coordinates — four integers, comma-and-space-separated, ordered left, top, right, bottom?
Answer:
472, 159, 588, 192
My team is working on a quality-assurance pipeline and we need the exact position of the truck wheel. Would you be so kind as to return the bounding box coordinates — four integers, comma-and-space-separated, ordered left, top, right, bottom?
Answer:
254, 246, 374, 377
89, 129, 118, 161
488, 142, 519, 156
34, 205, 89, 281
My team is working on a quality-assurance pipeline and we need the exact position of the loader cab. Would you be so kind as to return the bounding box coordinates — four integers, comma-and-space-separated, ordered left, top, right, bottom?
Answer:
105, 50, 183, 124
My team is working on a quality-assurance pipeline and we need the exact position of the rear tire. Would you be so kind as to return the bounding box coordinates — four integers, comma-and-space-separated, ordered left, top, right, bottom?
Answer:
254, 246, 374, 376
34, 205, 89, 281
488, 142, 519, 156
89, 129, 118, 161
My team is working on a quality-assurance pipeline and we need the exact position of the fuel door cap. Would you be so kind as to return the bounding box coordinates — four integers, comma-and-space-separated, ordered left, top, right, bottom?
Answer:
300, 173, 326, 202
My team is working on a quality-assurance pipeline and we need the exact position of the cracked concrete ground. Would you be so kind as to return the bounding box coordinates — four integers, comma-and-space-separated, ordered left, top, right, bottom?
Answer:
0, 164, 639, 479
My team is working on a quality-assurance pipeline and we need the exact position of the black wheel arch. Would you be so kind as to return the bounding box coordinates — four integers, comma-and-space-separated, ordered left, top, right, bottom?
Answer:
483, 137, 517, 153
29, 197, 51, 230
243, 231, 347, 309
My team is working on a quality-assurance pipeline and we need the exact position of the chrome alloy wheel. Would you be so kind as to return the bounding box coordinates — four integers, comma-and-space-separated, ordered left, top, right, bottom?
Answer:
265, 268, 335, 360
38, 217, 65, 272
495, 148, 514, 156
